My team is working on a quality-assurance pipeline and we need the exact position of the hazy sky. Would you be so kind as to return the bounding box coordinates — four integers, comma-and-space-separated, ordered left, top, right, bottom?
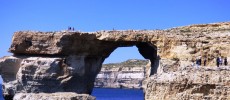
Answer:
0, 75, 2, 84
0, 0, 230, 64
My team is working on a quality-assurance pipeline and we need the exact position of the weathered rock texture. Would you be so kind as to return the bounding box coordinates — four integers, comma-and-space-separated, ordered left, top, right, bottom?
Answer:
95, 59, 148, 89
1, 56, 101, 97
143, 66, 230, 100
13, 92, 95, 100
0, 56, 22, 82
0, 22, 230, 99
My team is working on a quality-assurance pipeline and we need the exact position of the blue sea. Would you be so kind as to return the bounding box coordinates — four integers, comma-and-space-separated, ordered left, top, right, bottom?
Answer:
0, 87, 144, 100
92, 88, 144, 100
0, 85, 4, 100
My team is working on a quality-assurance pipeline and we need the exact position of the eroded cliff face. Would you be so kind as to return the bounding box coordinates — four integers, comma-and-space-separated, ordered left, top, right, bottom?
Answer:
143, 66, 230, 100
95, 59, 148, 89
0, 22, 230, 100
13, 92, 95, 100
1, 56, 102, 96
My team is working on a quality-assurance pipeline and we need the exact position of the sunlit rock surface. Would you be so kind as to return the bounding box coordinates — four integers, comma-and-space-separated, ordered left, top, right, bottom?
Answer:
1, 56, 101, 97
13, 92, 95, 100
95, 59, 148, 89
0, 22, 230, 99
143, 66, 230, 100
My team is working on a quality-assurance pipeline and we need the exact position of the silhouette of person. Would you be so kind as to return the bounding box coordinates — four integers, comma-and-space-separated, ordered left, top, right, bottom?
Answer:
224, 57, 228, 66
216, 57, 220, 67
204, 58, 206, 66
196, 57, 201, 68
198, 58, 202, 66
220, 57, 223, 65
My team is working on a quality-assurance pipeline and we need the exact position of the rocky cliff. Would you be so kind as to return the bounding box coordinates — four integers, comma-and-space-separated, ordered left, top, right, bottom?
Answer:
95, 59, 148, 89
0, 22, 230, 100
143, 66, 230, 100
0, 56, 97, 100
13, 93, 95, 100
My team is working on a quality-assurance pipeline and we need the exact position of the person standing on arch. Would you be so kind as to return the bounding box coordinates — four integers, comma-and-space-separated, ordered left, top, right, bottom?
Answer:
195, 56, 201, 69
219, 57, 223, 66
198, 57, 202, 68
203, 58, 207, 66
68, 26, 71, 31
195, 58, 199, 68
216, 57, 220, 67
224, 57, 228, 66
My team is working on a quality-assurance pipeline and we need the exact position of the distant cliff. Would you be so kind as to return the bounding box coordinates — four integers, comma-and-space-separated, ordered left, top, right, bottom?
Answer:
95, 59, 149, 89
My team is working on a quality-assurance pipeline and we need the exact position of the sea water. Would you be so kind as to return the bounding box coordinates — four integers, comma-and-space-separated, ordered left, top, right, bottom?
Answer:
0, 76, 4, 100
0, 88, 144, 100
0, 85, 3, 100
92, 88, 144, 100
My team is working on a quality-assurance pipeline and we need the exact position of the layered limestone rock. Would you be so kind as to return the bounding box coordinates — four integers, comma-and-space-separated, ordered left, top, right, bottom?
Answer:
0, 22, 230, 99
8, 22, 230, 68
95, 59, 148, 89
1, 55, 101, 97
0, 56, 22, 82
13, 92, 95, 100
143, 66, 230, 100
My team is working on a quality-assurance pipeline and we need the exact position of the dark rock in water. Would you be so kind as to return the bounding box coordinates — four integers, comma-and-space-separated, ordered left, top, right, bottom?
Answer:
4, 94, 14, 100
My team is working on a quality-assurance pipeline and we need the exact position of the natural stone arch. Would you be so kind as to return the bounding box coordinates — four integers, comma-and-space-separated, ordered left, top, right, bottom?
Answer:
1, 22, 230, 99
94, 42, 159, 91
86, 41, 159, 93
1, 31, 159, 98
101, 42, 159, 75
101, 42, 159, 77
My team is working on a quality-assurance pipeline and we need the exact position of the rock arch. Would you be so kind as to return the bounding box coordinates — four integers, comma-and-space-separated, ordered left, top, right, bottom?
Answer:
1, 22, 230, 99
1, 31, 159, 98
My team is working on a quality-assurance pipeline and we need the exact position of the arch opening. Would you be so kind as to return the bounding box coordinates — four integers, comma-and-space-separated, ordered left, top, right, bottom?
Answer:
103, 46, 145, 64
92, 42, 159, 99
95, 42, 159, 88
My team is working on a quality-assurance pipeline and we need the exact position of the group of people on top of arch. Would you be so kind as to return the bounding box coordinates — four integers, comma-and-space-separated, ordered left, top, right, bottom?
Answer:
216, 56, 228, 67
195, 56, 228, 68
68, 26, 75, 31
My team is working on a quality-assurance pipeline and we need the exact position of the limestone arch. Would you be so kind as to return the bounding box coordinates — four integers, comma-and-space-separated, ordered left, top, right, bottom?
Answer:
102, 42, 159, 77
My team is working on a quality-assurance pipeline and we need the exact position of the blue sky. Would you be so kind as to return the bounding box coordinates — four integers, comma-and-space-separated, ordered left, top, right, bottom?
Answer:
0, 0, 230, 64
0, 75, 2, 84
